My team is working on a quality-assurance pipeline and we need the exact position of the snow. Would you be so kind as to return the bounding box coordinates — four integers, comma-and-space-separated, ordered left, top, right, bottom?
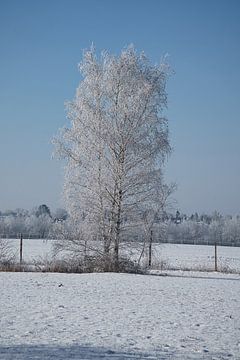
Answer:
8, 239, 52, 263
151, 243, 240, 272
1, 272, 239, 359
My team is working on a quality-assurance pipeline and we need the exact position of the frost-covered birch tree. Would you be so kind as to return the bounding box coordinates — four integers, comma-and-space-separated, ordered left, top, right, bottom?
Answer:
53, 45, 171, 270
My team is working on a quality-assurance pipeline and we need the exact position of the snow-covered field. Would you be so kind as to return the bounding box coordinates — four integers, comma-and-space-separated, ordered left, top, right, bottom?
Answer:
1, 272, 239, 359
7, 239, 240, 273
152, 243, 240, 273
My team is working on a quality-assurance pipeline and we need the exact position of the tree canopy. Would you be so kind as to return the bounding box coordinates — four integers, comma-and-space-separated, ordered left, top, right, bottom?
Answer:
53, 46, 172, 270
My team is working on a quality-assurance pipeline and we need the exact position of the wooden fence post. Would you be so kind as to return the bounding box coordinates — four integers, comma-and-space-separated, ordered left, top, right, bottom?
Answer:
149, 230, 153, 267
214, 242, 217, 271
20, 233, 23, 269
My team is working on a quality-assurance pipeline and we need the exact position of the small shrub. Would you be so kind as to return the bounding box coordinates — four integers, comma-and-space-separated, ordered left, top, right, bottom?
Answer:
117, 257, 144, 274
149, 258, 170, 271
31, 254, 144, 274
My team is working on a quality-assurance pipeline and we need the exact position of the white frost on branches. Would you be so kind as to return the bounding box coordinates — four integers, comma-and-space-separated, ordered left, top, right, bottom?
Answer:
53, 46, 172, 269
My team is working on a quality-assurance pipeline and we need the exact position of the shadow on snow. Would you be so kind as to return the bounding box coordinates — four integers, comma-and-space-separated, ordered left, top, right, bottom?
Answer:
0, 344, 234, 360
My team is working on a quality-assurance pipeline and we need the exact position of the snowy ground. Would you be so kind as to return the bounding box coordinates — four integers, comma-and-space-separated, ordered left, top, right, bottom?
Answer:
1, 272, 239, 359
152, 243, 240, 272
7, 239, 240, 273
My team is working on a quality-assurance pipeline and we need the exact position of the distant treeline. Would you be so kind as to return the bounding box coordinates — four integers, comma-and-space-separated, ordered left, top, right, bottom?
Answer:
0, 205, 67, 239
0, 206, 240, 246
163, 211, 240, 247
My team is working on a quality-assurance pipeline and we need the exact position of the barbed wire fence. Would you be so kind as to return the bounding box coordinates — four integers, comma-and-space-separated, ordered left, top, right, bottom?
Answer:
1, 233, 240, 273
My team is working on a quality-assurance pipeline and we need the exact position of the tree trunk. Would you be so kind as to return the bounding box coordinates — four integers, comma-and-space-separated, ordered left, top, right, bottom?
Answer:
114, 189, 122, 271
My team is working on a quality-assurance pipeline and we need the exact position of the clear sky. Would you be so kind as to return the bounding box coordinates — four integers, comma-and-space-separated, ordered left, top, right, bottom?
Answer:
0, 0, 240, 215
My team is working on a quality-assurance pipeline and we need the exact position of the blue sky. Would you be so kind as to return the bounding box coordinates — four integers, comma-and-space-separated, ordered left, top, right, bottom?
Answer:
0, 0, 239, 214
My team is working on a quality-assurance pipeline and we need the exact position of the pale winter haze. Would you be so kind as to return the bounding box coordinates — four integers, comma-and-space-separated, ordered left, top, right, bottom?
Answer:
0, 0, 240, 214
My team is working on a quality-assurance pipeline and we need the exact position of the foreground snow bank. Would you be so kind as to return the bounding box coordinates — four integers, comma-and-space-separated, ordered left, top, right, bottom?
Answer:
1, 272, 239, 359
